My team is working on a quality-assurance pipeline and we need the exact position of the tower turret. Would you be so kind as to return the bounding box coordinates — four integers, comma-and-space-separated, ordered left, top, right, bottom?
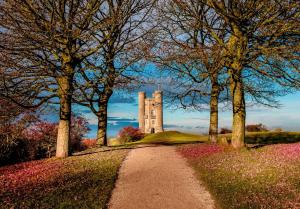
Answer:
154, 91, 163, 132
138, 92, 145, 132
138, 90, 163, 133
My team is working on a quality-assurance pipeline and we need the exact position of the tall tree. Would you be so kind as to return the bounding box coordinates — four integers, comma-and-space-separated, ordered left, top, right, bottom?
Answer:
152, 0, 228, 142
0, 0, 108, 157
73, 0, 156, 146
169, 0, 300, 148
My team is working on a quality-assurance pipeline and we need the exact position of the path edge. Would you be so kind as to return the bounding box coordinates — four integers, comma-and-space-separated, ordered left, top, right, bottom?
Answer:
104, 149, 132, 209
175, 147, 219, 209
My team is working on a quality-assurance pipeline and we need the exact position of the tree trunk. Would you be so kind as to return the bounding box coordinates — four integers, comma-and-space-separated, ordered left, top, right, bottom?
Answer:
209, 83, 219, 143
96, 58, 115, 146
227, 25, 247, 149
56, 75, 73, 158
96, 90, 113, 146
229, 67, 245, 149
97, 101, 108, 146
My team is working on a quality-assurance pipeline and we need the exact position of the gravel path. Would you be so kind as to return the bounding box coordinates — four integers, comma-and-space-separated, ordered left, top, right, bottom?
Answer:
108, 145, 216, 209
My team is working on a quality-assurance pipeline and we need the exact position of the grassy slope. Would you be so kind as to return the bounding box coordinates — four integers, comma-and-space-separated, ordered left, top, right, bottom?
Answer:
130, 130, 300, 146
135, 131, 208, 144
88, 131, 300, 147
178, 143, 300, 209
0, 148, 129, 209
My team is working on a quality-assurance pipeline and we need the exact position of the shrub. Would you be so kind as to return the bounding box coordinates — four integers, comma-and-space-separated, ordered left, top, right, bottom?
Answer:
0, 111, 40, 165
70, 115, 90, 153
246, 123, 268, 132
220, 128, 232, 134
0, 135, 28, 165
118, 126, 144, 143
23, 121, 58, 159
0, 111, 90, 166
81, 139, 97, 149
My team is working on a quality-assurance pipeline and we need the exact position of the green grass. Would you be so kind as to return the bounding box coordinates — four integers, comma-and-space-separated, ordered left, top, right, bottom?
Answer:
132, 131, 208, 145
0, 148, 129, 209
178, 143, 300, 209
219, 131, 300, 145
112, 131, 300, 147
245, 131, 300, 144
120, 130, 300, 208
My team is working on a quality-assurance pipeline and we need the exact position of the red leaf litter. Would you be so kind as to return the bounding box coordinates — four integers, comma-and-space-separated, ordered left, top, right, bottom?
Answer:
179, 144, 223, 159
0, 159, 62, 193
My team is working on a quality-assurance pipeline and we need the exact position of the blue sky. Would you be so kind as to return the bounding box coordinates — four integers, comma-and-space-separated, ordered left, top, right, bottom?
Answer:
45, 62, 300, 138
79, 91, 300, 138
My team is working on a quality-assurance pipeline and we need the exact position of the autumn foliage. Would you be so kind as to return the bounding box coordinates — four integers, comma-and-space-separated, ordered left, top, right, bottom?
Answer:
0, 99, 90, 165
118, 126, 145, 143
0, 148, 129, 208
81, 139, 97, 149
179, 144, 224, 159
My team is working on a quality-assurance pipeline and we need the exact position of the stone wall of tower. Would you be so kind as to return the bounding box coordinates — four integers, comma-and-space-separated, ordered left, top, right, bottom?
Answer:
145, 98, 153, 133
154, 91, 163, 133
138, 92, 145, 132
138, 91, 163, 133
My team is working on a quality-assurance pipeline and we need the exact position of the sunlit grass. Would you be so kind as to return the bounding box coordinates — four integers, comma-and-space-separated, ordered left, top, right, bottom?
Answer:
132, 131, 208, 145
114, 131, 300, 146
220, 131, 300, 145
0, 148, 129, 209
178, 143, 300, 209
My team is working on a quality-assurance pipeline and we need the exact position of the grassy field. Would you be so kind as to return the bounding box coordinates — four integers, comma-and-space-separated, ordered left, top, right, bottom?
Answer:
2, 131, 299, 209
107, 131, 208, 146
178, 143, 300, 209
221, 131, 300, 145
0, 148, 129, 209
132, 131, 208, 144
122, 130, 300, 146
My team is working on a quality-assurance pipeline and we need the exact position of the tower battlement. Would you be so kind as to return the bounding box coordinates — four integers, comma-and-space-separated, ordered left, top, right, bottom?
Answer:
138, 91, 163, 133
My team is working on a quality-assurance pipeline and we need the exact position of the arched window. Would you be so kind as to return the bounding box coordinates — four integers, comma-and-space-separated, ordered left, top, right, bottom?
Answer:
151, 110, 155, 116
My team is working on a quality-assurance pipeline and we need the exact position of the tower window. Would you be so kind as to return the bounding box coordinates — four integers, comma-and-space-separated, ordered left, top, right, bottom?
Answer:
151, 110, 155, 116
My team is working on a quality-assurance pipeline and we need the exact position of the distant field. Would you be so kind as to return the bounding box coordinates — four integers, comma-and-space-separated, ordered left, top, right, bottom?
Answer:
0, 148, 129, 209
107, 131, 300, 146
221, 131, 300, 145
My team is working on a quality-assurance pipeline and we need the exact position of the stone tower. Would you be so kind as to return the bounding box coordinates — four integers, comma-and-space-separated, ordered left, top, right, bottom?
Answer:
138, 91, 163, 133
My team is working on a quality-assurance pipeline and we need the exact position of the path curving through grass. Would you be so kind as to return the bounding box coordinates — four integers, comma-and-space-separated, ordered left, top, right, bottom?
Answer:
108, 145, 216, 209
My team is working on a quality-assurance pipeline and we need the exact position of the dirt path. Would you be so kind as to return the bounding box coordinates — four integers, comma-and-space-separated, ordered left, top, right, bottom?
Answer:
108, 145, 216, 209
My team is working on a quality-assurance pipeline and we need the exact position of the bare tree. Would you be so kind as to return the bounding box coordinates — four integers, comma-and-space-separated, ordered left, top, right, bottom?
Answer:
0, 0, 109, 157
73, 0, 156, 146
166, 0, 300, 148
151, 1, 228, 142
